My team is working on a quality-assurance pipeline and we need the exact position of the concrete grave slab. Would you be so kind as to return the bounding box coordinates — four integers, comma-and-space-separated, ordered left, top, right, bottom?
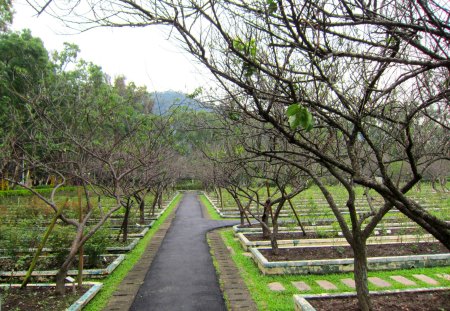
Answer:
316, 280, 337, 290
368, 277, 391, 288
390, 275, 416, 286
413, 274, 440, 285
341, 278, 356, 289
268, 282, 285, 291
436, 274, 450, 281
292, 281, 311, 291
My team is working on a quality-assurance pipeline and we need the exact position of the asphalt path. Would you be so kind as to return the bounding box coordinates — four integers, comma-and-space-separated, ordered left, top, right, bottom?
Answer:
130, 192, 238, 311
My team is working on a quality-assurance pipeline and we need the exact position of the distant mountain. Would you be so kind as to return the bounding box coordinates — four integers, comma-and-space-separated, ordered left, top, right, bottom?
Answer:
151, 91, 205, 115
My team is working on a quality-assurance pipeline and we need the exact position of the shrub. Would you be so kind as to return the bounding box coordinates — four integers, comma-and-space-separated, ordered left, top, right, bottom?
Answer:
47, 225, 74, 267
84, 226, 109, 268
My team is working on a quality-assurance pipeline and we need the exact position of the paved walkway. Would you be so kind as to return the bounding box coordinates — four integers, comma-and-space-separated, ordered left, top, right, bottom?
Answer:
130, 192, 238, 311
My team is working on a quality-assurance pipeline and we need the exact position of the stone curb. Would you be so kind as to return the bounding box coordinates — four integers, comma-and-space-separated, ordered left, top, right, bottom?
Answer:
0, 282, 103, 311
68, 282, 104, 311
249, 246, 450, 275
293, 287, 450, 311
237, 231, 436, 250
0, 254, 125, 278
102, 199, 181, 311
208, 230, 258, 311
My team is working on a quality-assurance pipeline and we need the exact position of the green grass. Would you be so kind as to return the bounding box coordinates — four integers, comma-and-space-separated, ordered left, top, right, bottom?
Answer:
199, 194, 223, 220
83, 193, 181, 311
219, 229, 450, 311
207, 234, 231, 310
0, 186, 78, 197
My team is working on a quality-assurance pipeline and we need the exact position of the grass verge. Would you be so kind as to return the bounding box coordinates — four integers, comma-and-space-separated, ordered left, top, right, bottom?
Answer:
83, 193, 181, 311
199, 194, 223, 220
207, 233, 231, 310
219, 229, 450, 311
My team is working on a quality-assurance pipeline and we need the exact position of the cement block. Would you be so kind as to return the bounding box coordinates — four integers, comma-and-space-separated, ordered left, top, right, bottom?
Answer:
316, 280, 337, 290
268, 282, 285, 291
390, 275, 416, 286
368, 277, 391, 287
412, 274, 440, 285
292, 281, 311, 291
341, 278, 356, 288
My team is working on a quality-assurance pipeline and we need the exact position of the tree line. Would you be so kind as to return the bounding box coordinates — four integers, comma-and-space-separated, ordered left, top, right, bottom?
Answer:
3, 1, 450, 309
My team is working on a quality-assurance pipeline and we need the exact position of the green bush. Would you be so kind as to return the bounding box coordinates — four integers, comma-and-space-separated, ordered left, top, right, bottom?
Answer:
0, 220, 43, 258
0, 186, 78, 197
47, 225, 74, 267
84, 227, 109, 268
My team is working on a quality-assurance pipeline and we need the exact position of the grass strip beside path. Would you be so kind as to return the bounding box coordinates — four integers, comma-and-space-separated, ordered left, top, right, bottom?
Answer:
83, 193, 182, 311
219, 229, 450, 311
199, 194, 223, 220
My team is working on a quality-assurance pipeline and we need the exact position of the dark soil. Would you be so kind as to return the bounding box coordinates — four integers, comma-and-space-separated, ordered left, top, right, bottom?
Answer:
0, 286, 89, 310
244, 228, 425, 241
0, 254, 116, 271
309, 290, 450, 311
261, 242, 448, 261
245, 232, 320, 241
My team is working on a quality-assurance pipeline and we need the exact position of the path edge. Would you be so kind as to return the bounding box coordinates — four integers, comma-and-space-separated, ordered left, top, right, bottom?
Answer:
102, 197, 181, 311
208, 229, 258, 311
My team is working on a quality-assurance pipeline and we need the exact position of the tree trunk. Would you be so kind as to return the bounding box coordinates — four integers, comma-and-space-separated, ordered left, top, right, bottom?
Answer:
270, 221, 279, 255
121, 202, 131, 243
262, 199, 271, 239
158, 190, 163, 209
151, 192, 158, 216
139, 197, 145, 224
135, 193, 145, 224
352, 238, 372, 311
431, 179, 438, 192
439, 177, 448, 192
55, 231, 83, 295
287, 198, 306, 236
218, 187, 224, 211
21, 200, 67, 289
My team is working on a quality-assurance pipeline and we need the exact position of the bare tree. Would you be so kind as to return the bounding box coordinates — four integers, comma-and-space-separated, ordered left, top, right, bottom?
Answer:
28, 0, 449, 308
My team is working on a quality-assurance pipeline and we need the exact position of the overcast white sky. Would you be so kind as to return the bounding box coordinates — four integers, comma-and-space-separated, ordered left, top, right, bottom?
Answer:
11, 1, 212, 93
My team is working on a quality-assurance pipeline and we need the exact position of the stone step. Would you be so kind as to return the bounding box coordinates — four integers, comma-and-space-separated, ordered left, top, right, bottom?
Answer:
292, 281, 311, 291
316, 280, 337, 290
368, 277, 391, 288
413, 274, 440, 285
280, 273, 443, 295
436, 273, 450, 281
341, 278, 356, 289
390, 275, 416, 286
268, 282, 285, 291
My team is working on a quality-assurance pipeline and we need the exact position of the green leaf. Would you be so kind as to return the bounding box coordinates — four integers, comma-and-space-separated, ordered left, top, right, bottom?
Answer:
232, 38, 245, 52
267, 0, 278, 13
248, 39, 257, 58
243, 62, 256, 77
228, 112, 240, 121
286, 104, 300, 116
288, 115, 300, 129
287, 104, 314, 131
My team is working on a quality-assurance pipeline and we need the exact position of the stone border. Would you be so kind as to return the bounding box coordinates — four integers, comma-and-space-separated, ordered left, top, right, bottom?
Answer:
208, 230, 258, 311
237, 232, 436, 251
202, 192, 225, 218
293, 287, 450, 311
0, 282, 103, 311
109, 221, 156, 238
250, 247, 450, 275
102, 196, 181, 311
68, 282, 104, 311
0, 221, 156, 256
232, 222, 428, 234
106, 238, 140, 253
0, 254, 125, 279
